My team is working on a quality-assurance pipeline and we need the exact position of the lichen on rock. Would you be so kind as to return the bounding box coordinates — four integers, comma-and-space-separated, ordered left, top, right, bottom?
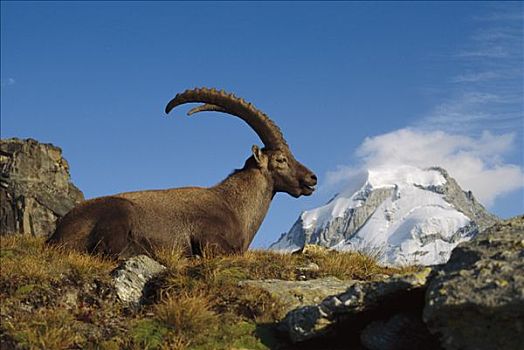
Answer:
423, 216, 524, 350
239, 277, 352, 314
280, 268, 432, 343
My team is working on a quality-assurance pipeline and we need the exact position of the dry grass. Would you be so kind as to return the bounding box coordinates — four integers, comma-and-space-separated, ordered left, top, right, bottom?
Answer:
307, 249, 391, 280
0, 235, 417, 349
154, 293, 218, 345
2, 308, 85, 349
0, 235, 120, 349
0, 235, 115, 283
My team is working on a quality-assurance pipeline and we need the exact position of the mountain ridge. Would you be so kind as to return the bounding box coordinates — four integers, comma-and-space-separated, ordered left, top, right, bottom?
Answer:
270, 165, 498, 266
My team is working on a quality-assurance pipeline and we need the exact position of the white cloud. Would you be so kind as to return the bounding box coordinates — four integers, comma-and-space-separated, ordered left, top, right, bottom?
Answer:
438, 8, 523, 135
326, 128, 524, 208
419, 90, 522, 133
325, 7, 523, 212
457, 47, 509, 58
451, 71, 500, 83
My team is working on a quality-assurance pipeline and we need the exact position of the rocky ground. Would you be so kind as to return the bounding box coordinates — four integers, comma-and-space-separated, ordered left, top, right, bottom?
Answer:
2, 216, 521, 349
1, 138, 522, 349
0, 235, 411, 350
276, 216, 524, 350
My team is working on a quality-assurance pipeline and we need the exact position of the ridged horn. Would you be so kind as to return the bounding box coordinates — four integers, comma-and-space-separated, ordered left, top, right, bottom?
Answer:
187, 103, 227, 116
165, 87, 288, 149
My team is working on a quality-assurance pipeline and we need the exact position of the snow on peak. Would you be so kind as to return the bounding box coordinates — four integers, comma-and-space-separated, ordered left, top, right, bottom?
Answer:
270, 165, 481, 266
366, 165, 446, 189
301, 166, 447, 231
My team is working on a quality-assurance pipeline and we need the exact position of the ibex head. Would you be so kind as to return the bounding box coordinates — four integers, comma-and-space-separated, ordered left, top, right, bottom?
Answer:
250, 146, 317, 197
165, 88, 317, 198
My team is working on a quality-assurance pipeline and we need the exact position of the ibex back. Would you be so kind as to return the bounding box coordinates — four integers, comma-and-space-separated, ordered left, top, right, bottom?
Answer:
47, 88, 317, 258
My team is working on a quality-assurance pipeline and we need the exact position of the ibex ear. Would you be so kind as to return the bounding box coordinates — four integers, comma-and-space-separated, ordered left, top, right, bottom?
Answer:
251, 145, 266, 167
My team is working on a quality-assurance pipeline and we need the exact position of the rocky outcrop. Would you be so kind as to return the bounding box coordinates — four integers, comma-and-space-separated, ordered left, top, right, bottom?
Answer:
280, 268, 432, 343
278, 216, 523, 349
423, 216, 524, 350
430, 167, 497, 232
0, 138, 84, 236
111, 255, 167, 305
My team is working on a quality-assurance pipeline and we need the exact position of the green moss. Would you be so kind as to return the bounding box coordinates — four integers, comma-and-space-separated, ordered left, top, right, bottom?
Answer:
190, 320, 269, 350
227, 322, 271, 350
214, 266, 249, 283
130, 319, 169, 350
14, 284, 36, 297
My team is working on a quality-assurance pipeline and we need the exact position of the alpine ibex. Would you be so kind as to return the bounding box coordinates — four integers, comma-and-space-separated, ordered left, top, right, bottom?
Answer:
47, 88, 317, 258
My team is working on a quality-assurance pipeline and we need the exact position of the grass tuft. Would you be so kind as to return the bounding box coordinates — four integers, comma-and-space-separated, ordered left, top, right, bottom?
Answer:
155, 293, 218, 345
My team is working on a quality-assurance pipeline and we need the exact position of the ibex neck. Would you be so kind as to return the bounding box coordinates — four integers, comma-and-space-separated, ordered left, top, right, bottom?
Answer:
212, 168, 274, 251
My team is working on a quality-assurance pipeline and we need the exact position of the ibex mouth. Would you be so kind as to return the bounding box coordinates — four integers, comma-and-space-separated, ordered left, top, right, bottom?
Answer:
302, 184, 316, 195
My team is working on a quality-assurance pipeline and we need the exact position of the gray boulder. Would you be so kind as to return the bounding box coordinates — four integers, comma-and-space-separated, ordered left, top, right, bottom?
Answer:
423, 216, 524, 350
0, 138, 84, 236
280, 268, 432, 343
111, 255, 167, 305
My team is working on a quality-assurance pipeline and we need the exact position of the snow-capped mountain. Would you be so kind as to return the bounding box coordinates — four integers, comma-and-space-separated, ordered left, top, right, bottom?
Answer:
270, 166, 498, 266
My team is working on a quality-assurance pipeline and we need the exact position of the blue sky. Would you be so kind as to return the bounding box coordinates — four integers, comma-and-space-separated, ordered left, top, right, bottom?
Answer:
2, 1, 523, 248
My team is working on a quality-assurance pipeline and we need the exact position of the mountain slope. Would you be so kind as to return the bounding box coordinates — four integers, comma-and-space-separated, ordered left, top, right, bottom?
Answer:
270, 166, 498, 266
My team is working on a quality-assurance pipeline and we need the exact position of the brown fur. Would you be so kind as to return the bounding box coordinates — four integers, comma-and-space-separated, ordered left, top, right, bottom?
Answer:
47, 149, 316, 258
47, 89, 317, 258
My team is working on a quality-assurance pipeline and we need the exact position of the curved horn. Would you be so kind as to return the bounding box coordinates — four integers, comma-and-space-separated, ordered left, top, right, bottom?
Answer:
187, 103, 227, 116
165, 87, 288, 149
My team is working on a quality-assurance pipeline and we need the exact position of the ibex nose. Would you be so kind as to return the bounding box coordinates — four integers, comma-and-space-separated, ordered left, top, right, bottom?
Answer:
308, 173, 318, 186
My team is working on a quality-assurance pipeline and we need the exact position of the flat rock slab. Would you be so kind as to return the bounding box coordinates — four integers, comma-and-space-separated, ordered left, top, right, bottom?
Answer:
424, 216, 524, 350
280, 268, 432, 343
112, 255, 166, 305
239, 277, 352, 314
